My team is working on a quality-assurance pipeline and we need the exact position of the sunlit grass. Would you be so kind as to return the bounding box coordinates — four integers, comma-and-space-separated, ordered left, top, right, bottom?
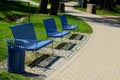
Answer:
0, 72, 29, 80
23, 14, 92, 40
32, 0, 41, 3
0, 13, 92, 61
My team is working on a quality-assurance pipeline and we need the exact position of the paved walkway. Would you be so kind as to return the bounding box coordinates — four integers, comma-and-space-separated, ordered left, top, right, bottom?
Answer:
45, 2, 120, 80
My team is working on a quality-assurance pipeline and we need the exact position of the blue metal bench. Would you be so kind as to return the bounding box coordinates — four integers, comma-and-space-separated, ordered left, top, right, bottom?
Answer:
9, 22, 53, 65
43, 17, 70, 39
60, 14, 79, 31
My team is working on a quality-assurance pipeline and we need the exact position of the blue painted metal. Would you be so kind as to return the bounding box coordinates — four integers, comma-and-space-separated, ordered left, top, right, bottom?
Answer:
10, 22, 53, 51
43, 17, 70, 38
7, 40, 25, 73
60, 14, 79, 30
9, 22, 53, 68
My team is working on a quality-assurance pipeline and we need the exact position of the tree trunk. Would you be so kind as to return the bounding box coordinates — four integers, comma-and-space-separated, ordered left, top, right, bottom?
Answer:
99, 0, 115, 11
115, 0, 120, 5
89, 0, 97, 4
83, 0, 87, 8
50, 0, 60, 15
37, 0, 48, 14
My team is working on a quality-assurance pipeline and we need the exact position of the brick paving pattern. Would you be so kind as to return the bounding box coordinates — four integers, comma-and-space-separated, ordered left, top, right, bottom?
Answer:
45, 1, 120, 80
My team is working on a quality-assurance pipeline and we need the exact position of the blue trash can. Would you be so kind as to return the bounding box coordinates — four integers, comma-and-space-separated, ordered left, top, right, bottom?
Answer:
7, 39, 25, 73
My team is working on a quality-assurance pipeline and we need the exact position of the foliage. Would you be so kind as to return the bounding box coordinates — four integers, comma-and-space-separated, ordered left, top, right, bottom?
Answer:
114, 5, 120, 13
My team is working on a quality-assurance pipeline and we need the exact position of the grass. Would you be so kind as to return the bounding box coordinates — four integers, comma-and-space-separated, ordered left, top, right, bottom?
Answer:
74, 5, 120, 16
74, 5, 86, 12
23, 14, 92, 40
0, 13, 92, 61
0, 1, 38, 19
0, 1, 38, 61
0, 1, 92, 79
0, 72, 29, 80
96, 10, 120, 16
0, 21, 14, 61
32, 0, 41, 3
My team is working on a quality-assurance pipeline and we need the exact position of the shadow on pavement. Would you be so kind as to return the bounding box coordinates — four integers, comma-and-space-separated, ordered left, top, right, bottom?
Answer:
77, 15, 120, 28
21, 71, 47, 78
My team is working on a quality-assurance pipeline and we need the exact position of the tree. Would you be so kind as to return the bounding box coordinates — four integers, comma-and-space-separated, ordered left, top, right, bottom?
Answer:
87, 0, 115, 11
82, 0, 87, 8
37, 0, 48, 13
115, 0, 120, 5
50, 0, 60, 15
99, 0, 115, 11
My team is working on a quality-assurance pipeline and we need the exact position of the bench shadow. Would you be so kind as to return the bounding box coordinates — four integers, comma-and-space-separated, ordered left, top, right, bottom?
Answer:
77, 15, 120, 28
55, 42, 76, 50
65, 8, 120, 28
69, 34, 84, 40
28, 54, 50, 68
28, 55, 61, 69
21, 71, 47, 78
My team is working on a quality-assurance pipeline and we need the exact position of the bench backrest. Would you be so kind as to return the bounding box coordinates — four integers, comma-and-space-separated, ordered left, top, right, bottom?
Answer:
10, 22, 37, 40
43, 18, 58, 35
60, 14, 68, 27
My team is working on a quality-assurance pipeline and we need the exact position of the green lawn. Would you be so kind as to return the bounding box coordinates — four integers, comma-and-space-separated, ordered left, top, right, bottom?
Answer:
0, 72, 43, 80
23, 14, 92, 40
74, 5, 120, 16
0, 1, 38, 61
0, 13, 92, 61
0, 14, 92, 80
96, 10, 120, 16
32, 0, 41, 3
0, 1, 92, 79
0, 21, 14, 61
0, 72, 29, 80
